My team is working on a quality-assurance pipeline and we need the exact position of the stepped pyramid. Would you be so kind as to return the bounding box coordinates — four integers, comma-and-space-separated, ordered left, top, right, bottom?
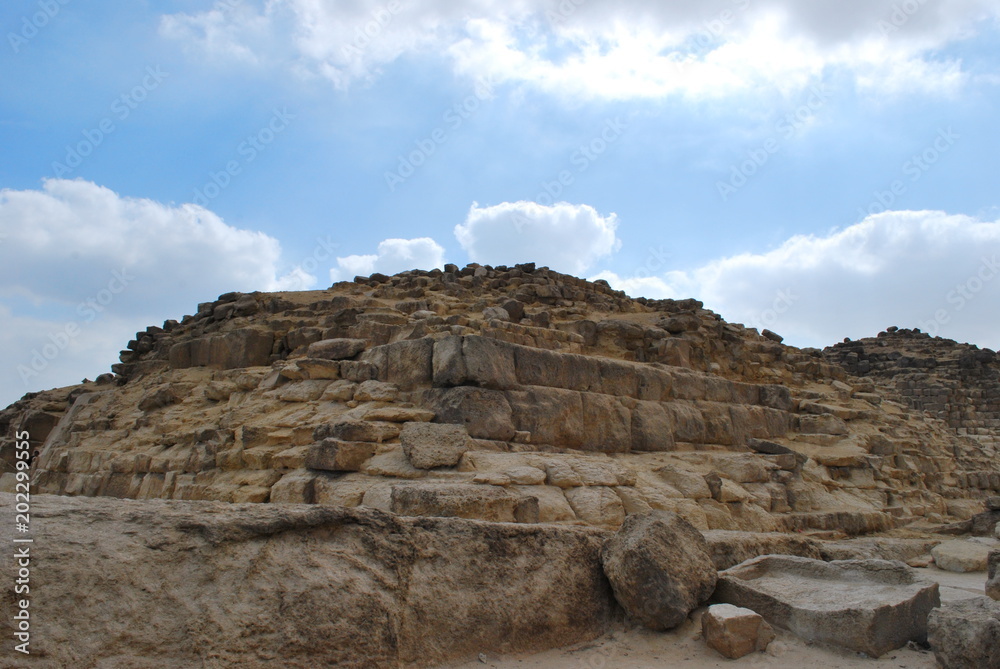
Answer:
2, 262, 998, 536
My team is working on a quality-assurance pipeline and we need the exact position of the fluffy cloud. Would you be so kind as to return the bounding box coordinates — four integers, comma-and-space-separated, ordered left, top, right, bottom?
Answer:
455, 201, 620, 275
0, 178, 313, 407
329, 237, 446, 281
601, 210, 1000, 350
159, 0, 998, 98
0, 178, 313, 310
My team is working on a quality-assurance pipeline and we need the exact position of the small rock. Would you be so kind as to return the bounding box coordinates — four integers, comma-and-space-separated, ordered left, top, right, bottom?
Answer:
702, 603, 775, 659
931, 540, 992, 573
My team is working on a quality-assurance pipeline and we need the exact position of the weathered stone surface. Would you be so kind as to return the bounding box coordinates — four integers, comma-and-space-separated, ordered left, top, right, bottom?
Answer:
424, 387, 517, 441
294, 358, 342, 379
304, 439, 375, 472
799, 413, 849, 435
400, 422, 470, 469
277, 379, 331, 402
169, 327, 274, 370
703, 531, 823, 570
987, 549, 1000, 601
367, 483, 523, 522
432, 336, 517, 389
307, 338, 367, 360
928, 597, 1000, 669
0, 493, 616, 668
715, 555, 940, 657
932, 540, 992, 573
314, 419, 399, 443
600, 510, 717, 630
702, 603, 775, 659
565, 486, 625, 529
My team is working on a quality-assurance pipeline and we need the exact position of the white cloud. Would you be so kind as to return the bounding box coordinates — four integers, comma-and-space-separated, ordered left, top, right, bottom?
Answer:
601, 210, 1000, 350
455, 201, 620, 275
0, 178, 314, 407
0, 179, 312, 310
330, 237, 446, 281
159, 0, 999, 98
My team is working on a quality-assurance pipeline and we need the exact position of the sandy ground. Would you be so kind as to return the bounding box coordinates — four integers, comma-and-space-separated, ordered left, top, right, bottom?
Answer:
442, 567, 989, 669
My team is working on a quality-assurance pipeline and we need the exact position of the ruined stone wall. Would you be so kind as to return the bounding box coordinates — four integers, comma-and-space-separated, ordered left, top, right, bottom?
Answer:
825, 327, 1000, 449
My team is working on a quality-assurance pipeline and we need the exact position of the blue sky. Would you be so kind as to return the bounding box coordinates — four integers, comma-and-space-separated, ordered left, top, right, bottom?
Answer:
2, 0, 1000, 407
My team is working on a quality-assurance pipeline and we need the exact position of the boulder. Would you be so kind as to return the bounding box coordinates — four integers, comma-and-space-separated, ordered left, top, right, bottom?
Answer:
600, 511, 717, 631
988, 550, 1000, 601
714, 555, 940, 657
928, 597, 1000, 669
307, 338, 367, 360
0, 493, 616, 668
702, 603, 775, 659
400, 422, 470, 469
932, 540, 992, 573
799, 413, 849, 436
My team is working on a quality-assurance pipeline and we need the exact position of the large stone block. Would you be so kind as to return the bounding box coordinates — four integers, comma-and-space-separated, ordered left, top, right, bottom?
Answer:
987, 550, 1000, 601
600, 511, 717, 630
932, 540, 992, 573
169, 327, 274, 370
0, 494, 615, 668
715, 555, 940, 657
928, 598, 1000, 669
564, 486, 626, 529
373, 483, 523, 522
508, 387, 584, 448
664, 402, 707, 444
400, 422, 470, 469
630, 401, 676, 452
305, 439, 375, 472
432, 336, 517, 389
363, 338, 434, 390
581, 392, 631, 453
307, 338, 367, 360
424, 387, 517, 441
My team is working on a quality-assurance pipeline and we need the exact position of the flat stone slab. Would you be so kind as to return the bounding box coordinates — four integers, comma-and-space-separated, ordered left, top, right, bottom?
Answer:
714, 555, 940, 657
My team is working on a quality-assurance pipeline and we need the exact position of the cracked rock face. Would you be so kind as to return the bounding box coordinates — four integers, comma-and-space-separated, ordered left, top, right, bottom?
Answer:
0, 493, 615, 668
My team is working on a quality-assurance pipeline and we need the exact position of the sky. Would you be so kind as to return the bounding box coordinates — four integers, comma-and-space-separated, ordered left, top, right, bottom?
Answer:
2, 0, 1000, 408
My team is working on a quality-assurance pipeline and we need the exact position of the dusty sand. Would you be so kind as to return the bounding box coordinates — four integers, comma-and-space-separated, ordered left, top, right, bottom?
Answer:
442, 567, 988, 669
